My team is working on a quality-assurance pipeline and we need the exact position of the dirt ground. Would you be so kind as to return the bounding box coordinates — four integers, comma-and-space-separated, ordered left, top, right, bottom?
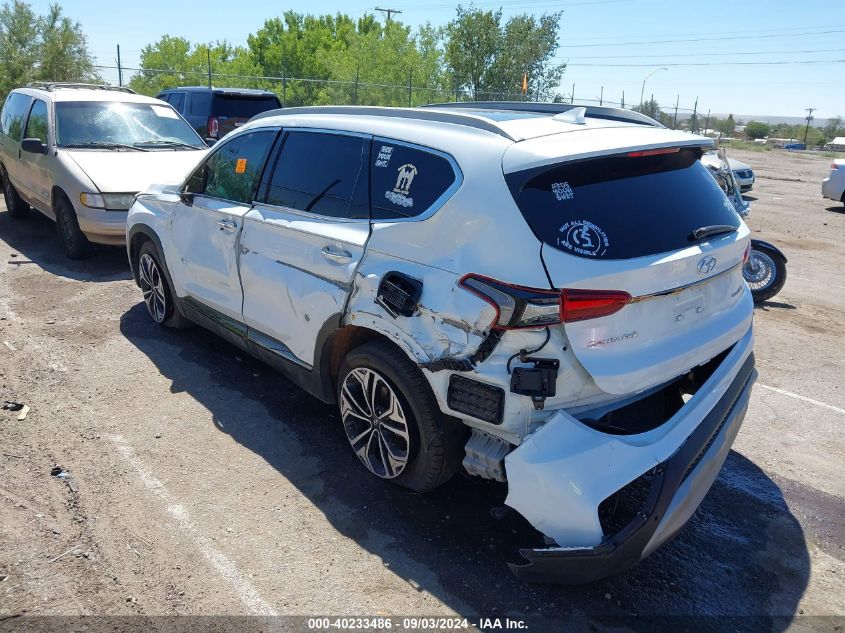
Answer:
1, 148, 843, 630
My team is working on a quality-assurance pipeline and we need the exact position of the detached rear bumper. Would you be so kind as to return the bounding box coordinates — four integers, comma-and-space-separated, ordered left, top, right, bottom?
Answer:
504, 331, 756, 584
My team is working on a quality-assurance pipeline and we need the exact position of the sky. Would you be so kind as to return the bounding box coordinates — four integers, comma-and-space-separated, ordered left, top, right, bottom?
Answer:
26, 0, 845, 120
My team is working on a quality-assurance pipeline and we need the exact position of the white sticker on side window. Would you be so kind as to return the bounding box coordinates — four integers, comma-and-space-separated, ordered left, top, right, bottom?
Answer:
150, 105, 179, 119
384, 163, 417, 207
557, 220, 608, 257
552, 181, 575, 201
375, 144, 394, 167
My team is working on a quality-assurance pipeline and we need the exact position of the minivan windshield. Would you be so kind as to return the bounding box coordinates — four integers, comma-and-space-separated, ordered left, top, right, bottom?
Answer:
55, 101, 205, 150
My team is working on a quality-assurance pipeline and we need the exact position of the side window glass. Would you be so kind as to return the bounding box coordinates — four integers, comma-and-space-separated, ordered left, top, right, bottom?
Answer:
1, 93, 32, 141
189, 92, 211, 116
186, 130, 276, 204
24, 99, 48, 144
265, 131, 365, 219
170, 92, 186, 112
371, 141, 457, 219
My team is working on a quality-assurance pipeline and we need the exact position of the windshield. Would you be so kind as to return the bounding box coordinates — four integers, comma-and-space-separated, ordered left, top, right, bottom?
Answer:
55, 101, 205, 149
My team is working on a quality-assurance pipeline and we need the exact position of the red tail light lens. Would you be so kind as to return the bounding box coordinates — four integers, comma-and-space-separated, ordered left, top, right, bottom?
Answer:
560, 289, 631, 323
627, 147, 680, 158
459, 275, 631, 329
207, 116, 219, 138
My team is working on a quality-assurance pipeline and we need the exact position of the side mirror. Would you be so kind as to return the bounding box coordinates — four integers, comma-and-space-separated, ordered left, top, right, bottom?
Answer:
179, 190, 194, 206
204, 137, 217, 147
21, 138, 47, 155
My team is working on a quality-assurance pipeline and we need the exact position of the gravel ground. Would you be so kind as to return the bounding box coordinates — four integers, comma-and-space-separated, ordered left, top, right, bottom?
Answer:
0, 148, 843, 631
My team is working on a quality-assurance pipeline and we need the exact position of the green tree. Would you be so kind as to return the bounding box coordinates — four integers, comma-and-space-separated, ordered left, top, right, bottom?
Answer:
0, 1, 97, 99
445, 5, 565, 101
745, 121, 770, 140
823, 115, 842, 142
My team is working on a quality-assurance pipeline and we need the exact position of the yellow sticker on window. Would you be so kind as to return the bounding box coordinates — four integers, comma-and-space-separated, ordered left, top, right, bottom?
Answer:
235, 158, 247, 174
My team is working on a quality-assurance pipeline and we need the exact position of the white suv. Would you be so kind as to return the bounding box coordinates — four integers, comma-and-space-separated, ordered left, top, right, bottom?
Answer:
126, 103, 756, 583
0, 83, 207, 257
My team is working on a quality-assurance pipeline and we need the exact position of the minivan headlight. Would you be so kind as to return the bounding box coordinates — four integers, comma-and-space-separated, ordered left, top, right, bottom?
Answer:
80, 192, 137, 210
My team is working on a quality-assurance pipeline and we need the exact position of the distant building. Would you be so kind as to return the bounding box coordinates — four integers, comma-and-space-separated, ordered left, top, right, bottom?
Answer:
825, 136, 845, 151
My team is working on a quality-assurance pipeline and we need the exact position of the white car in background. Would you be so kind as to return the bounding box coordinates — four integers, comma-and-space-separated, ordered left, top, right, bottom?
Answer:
702, 150, 754, 192
822, 159, 845, 206
0, 83, 207, 258
126, 102, 756, 584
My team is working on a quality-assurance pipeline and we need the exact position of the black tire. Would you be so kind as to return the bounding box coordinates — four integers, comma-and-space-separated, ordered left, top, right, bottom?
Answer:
745, 247, 787, 303
54, 195, 92, 259
137, 240, 190, 328
1, 165, 30, 218
337, 340, 463, 492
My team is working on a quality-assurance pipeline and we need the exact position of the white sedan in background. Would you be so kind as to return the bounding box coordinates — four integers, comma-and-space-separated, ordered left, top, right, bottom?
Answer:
822, 160, 844, 206
702, 150, 754, 192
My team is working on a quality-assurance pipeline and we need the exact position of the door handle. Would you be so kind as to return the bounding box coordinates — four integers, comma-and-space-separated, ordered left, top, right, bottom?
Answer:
321, 246, 352, 262
218, 218, 238, 232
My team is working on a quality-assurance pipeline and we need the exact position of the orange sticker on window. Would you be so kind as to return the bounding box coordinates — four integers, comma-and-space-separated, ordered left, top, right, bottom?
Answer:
235, 158, 247, 174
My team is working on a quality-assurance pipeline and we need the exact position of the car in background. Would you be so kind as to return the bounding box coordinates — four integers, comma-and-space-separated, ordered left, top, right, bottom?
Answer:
156, 87, 281, 141
126, 102, 755, 583
822, 159, 845, 206
0, 83, 207, 257
702, 150, 754, 192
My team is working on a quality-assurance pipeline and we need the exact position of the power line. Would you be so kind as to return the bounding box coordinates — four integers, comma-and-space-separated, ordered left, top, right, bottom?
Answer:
564, 46, 845, 60
558, 28, 845, 48
374, 7, 403, 21
565, 59, 845, 67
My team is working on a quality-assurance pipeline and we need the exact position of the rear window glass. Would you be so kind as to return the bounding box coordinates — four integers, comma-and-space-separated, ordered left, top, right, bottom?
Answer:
508, 148, 741, 260
211, 94, 280, 118
370, 140, 457, 219
189, 92, 212, 115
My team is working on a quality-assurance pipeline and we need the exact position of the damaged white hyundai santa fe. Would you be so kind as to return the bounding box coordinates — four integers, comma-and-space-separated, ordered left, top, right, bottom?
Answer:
126, 102, 756, 583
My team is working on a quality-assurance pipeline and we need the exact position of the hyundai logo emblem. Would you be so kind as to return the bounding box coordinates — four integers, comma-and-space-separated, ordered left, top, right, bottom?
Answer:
697, 256, 717, 275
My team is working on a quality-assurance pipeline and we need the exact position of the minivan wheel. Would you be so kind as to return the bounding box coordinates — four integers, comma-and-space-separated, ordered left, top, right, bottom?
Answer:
1, 167, 30, 218
338, 340, 461, 493
54, 196, 92, 259
137, 241, 189, 328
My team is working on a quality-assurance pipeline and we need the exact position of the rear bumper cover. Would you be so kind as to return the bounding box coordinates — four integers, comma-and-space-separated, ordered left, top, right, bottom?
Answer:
504, 330, 756, 584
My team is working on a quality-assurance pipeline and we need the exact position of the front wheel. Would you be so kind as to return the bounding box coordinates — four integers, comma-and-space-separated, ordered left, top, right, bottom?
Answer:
337, 340, 462, 492
137, 241, 189, 328
744, 247, 787, 303
54, 196, 92, 259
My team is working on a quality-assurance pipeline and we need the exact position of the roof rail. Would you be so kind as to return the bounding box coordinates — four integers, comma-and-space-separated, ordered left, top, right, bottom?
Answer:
26, 82, 136, 94
421, 101, 663, 128
249, 105, 516, 140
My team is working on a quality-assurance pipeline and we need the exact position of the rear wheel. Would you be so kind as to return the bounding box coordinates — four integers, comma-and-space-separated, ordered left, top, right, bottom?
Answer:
337, 340, 462, 492
1, 166, 30, 218
54, 196, 92, 259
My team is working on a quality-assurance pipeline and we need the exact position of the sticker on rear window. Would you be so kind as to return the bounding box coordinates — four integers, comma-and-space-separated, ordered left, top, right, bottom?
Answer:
235, 158, 247, 174
552, 181, 575, 201
558, 220, 608, 257
384, 163, 417, 208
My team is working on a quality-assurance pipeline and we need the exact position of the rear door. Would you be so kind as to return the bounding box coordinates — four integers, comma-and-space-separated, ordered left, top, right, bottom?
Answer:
239, 129, 370, 368
508, 146, 752, 395
169, 128, 277, 322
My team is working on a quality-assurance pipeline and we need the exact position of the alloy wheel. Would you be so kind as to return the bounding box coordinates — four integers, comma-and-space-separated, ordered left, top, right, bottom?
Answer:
744, 250, 775, 291
340, 367, 411, 479
139, 253, 167, 323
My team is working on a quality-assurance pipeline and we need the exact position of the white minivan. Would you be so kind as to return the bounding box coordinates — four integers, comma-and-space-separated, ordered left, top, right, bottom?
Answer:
127, 103, 756, 583
0, 83, 207, 257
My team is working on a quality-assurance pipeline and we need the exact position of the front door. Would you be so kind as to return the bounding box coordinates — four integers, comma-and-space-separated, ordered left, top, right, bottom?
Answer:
168, 128, 278, 323
240, 129, 371, 368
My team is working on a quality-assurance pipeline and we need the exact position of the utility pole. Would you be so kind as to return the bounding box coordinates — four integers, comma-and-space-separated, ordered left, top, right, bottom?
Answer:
673, 95, 679, 130
116, 44, 123, 87
704, 109, 711, 135
570, 83, 575, 104
599, 86, 603, 106
374, 7, 402, 22
621, 91, 624, 109
804, 107, 815, 145
206, 48, 212, 88
353, 60, 360, 105
407, 67, 413, 107
691, 96, 699, 133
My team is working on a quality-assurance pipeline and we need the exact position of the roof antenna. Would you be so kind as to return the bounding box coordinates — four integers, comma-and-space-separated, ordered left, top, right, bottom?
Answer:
553, 107, 587, 125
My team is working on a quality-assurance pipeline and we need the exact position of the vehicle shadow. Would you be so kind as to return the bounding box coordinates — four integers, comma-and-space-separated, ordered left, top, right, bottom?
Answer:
0, 208, 131, 281
742, 195, 758, 202
756, 301, 797, 311
119, 303, 811, 628
824, 205, 844, 214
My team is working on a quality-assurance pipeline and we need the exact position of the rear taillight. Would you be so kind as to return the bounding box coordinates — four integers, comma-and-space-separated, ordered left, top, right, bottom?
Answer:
207, 116, 219, 138
627, 147, 680, 158
833, 162, 841, 170
560, 289, 632, 323
459, 274, 631, 329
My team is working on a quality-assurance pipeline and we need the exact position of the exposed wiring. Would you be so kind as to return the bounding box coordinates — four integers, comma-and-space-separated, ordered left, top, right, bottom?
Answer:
507, 327, 552, 375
